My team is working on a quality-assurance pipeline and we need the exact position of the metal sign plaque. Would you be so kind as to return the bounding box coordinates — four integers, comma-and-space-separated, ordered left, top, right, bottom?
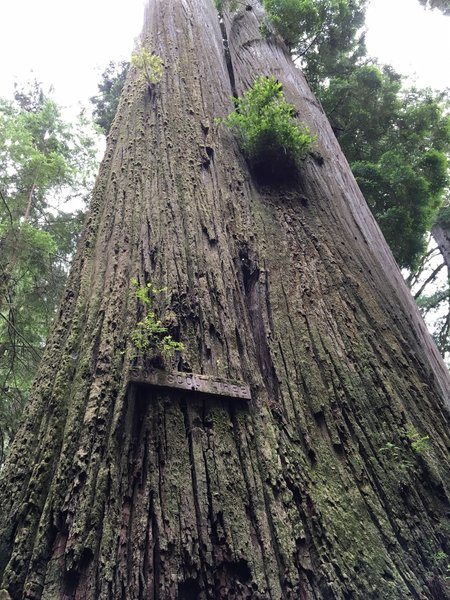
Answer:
129, 369, 251, 401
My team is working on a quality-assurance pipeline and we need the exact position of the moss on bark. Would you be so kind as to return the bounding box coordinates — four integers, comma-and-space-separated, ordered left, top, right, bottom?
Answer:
0, 0, 449, 598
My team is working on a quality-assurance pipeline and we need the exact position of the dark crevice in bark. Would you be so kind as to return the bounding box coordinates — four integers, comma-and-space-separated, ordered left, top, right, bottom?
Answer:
248, 415, 291, 600
429, 576, 450, 600
181, 401, 207, 596
219, 18, 238, 98
238, 244, 280, 402
63, 547, 93, 599
229, 407, 275, 598
178, 577, 201, 599
254, 160, 302, 186
150, 491, 161, 600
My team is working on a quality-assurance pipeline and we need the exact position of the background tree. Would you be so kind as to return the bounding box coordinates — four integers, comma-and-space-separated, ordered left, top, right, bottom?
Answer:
412, 204, 450, 358
313, 57, 450, 359
0, 83, 97, 461
418, 0, 450, 15
90, 61, 130, 135
0, 0, 449, 598
321, 69, 449, 270
264, 0, 367, 93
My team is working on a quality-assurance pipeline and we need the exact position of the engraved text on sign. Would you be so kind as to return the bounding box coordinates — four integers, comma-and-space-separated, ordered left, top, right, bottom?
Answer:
129, 369, 251, 401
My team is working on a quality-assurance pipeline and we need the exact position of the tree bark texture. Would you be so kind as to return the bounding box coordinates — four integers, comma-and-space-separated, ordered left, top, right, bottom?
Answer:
1, 1, 450, 599
432, 223, 450, 276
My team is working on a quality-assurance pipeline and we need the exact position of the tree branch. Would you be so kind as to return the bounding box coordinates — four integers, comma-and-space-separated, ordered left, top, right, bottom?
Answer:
407, 245, 440, 288
413, 262, 446, 300
0, 312, 42, 361
0, 189, 13, 226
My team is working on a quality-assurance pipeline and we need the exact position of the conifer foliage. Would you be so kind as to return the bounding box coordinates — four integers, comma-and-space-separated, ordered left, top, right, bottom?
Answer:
0, 84, 97, 461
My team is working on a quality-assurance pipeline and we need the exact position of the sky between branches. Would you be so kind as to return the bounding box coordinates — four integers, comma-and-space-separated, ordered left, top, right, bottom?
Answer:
0, 0, 449, 114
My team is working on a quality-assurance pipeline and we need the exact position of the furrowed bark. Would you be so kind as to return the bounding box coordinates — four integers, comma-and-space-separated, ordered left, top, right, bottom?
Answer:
0, 1, 449, 599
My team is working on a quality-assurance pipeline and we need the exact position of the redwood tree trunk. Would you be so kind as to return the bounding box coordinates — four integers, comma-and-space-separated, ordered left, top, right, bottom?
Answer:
432, 223, 450, 276
1, 1, 450, 599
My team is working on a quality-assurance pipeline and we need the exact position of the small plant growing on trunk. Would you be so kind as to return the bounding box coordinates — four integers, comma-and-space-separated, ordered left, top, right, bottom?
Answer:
214, 0, 240, 14
378, 425, 431, 477
131, 49, 164, 86
406, 425, 430, 454
378, 441, 414, 474
130, 278, 184, 362
223, 75, 315, 177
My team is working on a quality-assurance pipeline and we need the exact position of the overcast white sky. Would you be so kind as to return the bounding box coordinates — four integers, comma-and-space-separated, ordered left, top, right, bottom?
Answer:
365, 0, 450, 87
0, 0, 449, 111
0, 0, 145, 109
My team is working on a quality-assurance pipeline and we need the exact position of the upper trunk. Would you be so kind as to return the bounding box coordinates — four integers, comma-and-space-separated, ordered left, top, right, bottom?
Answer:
432, 222, 450, 276
1, 1, 449, 599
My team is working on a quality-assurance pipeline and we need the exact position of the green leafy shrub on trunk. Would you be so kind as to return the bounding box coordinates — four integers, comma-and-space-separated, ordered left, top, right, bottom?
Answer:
131, 49, 164, 86
223, 76, 315, 177
130, 279, 184, 363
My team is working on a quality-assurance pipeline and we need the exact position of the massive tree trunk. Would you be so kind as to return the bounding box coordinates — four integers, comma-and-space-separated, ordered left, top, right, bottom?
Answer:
1, 1, 450, 599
